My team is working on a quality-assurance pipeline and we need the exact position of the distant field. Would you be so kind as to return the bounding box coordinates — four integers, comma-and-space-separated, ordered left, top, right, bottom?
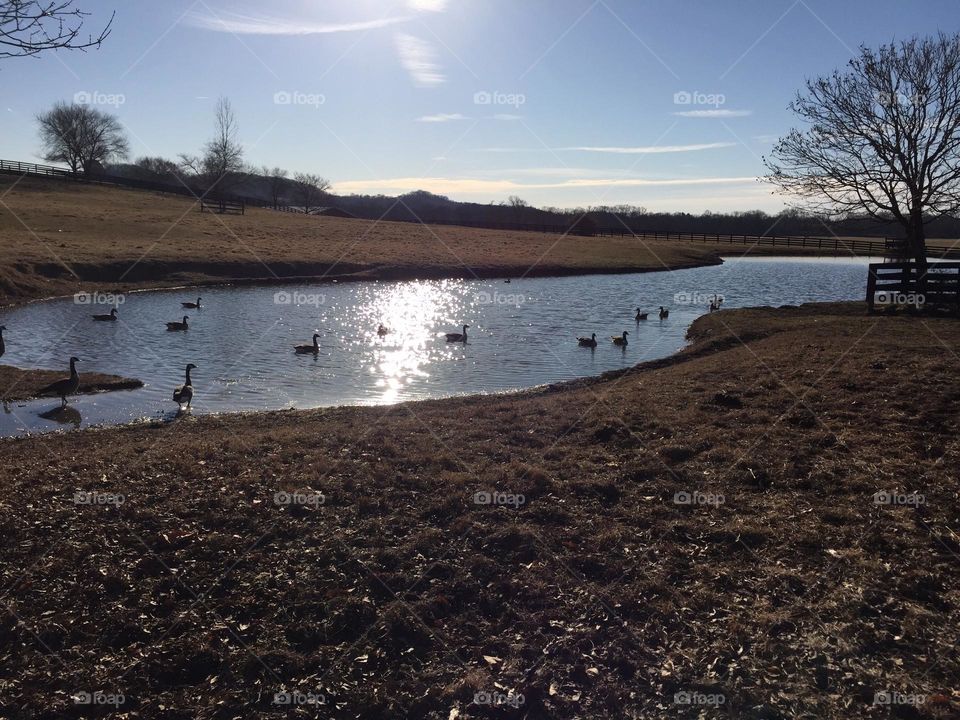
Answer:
0, 177, 717, 304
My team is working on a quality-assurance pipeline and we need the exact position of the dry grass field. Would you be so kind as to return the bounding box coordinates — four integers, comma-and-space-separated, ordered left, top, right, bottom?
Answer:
0, 177, 717, 304
1, 303, 957, 719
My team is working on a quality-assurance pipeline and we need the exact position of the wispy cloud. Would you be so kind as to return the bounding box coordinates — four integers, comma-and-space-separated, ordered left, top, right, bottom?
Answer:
565, 142, 736, 154
476, 142, 736, 154
183, 10, 410, 35
408, 0, 448, 11
672, 109, 753, 118
395, 33, 445, 86
492, 113, 523, 121
417, 113, 468, 122
335, 175, 759, 194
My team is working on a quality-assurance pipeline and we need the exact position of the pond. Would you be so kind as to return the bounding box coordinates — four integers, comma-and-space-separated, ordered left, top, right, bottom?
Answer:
0, 257, 872, 437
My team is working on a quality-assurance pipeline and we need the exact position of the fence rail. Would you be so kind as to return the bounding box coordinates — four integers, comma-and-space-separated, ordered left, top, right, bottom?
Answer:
867, 261, 960, 311
200, 198, 245, 215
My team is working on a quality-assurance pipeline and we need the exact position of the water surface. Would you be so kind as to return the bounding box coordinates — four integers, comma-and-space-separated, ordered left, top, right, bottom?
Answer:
0, 257, 872, 437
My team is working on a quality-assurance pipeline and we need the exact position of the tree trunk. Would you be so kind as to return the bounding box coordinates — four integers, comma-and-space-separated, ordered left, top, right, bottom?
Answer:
907, 207, 928, 296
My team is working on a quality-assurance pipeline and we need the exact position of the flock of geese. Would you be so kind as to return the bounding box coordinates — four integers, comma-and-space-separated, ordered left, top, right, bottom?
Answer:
1, 291, 723, 415
577, 305, 674, 348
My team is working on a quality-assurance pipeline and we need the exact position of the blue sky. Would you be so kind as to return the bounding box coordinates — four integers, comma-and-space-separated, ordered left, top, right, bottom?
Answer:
2, 0, 958, 211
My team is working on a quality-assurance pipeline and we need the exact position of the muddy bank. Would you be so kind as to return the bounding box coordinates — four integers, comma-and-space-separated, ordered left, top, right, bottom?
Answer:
0, 364, 143, 401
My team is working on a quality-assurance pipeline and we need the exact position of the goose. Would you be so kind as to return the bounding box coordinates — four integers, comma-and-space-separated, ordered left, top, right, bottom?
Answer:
635, 308, 648, 321
166, 315, 189, 331
173, 363, 196, 409
181, 297, 201, 309
38, 356, 80, 406
611, 331, 629, 346
92, 308, 118, 321
294, 333, 320, 354
377, 324, 389, 337
577, 332, 598, 348
445, 325, 469, 343
659, 306, 669, 320
0, 325, 5, 359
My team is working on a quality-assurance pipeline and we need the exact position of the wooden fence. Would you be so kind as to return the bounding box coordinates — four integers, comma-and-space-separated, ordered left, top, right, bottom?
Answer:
867, 261, 960, 311
200, 198, 245, 215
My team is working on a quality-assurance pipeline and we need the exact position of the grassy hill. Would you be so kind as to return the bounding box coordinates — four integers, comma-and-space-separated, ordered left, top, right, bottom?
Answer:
0, 177, 718, 304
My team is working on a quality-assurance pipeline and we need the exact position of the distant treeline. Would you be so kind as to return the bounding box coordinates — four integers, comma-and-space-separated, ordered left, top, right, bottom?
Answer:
106, 162, 960, 239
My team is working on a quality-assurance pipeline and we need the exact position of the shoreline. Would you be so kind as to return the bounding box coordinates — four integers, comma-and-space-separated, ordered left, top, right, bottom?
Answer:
0, 255, 725, 309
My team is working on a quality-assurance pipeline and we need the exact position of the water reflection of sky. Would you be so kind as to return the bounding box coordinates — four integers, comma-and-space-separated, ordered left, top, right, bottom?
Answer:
0, 258, 872, 436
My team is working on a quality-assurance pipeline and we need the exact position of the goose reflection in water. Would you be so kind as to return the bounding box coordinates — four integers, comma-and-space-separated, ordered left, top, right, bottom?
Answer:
39, 405, 82, 428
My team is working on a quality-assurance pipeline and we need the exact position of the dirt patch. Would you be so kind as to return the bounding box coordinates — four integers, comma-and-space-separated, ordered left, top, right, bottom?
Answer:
0, 364, 142, 401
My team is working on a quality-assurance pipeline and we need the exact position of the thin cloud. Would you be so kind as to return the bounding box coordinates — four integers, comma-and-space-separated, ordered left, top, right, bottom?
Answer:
417, 113, 468, 122
672, 109, 753, 118
335, 175, 759, 194
183, 10, 410, 35
564, 142, 736, 154
477, 142, 735, 154
492, 113, 523, 121
408, 0, 448, 11
395, 33, 445, 86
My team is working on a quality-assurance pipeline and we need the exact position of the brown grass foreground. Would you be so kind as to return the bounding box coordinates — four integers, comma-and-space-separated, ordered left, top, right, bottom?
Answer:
0, 177, 716, 305
0, 302, 957, 719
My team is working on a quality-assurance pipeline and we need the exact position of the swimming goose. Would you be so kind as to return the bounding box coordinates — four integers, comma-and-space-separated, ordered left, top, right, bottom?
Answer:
0, 326, 5, 359
445, 325, 469, 342
92, 308, 118, 321
173, 363, 196, 409
377, 324, 389, 337
294, 333, 320, 354
38, 356, 80, 406
166, 315, 189, 331
659, 306, 669, 320
611, 331, 629, 346
182, 297, 201, 309
635, 308, 648, 321
577, 332, 598, 348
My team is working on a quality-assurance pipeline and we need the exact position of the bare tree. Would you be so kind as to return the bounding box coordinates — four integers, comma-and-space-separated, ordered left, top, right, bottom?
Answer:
262, 166, 288, 209
37, 101, 128, 174
0, 1, 113, 58
180, 97, 245, 197
293, 173, 331, 214
765, 34, 960, 270
136, 156, 180, 180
